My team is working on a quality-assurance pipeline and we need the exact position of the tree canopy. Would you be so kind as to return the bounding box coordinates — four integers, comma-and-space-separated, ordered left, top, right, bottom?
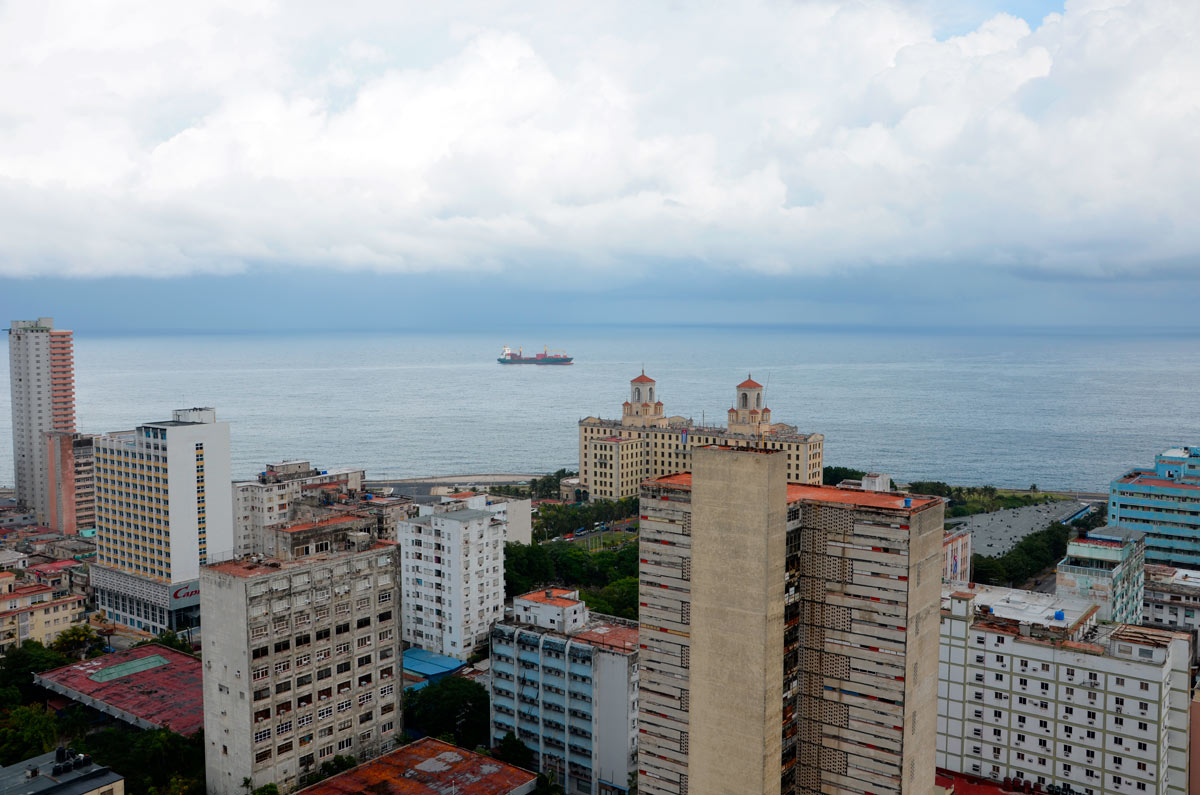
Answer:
403, 677, 490, 750
75, 727, 205, 795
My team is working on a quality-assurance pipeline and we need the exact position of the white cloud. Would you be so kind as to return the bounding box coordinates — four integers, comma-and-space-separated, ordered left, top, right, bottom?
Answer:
0, 0, 1197, 280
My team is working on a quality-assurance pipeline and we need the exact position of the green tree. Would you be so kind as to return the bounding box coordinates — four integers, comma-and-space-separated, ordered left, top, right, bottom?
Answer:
403, 677, 490, 749
52, 624, 103, 660
250, 785, 281, 795
76, 727, 205, 795
822, 466, 866, 486
0, 641, 70, 707
0, 704, 59, 764
493, 731, 534, 769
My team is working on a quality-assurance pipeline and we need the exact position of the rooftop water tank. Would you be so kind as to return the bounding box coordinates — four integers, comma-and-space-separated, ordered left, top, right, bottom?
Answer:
1054, 610, 1065, 621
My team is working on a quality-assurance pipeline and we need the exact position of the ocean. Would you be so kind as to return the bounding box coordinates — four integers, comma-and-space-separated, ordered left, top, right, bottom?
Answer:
1, 326, 1198, 492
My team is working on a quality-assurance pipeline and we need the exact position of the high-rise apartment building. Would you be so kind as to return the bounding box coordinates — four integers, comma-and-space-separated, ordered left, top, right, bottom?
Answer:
1055, 527, 1146, 623
1142, 563, 1200, 662
233, 461, 366, 556
201, 538, 402, 795
398, 508, 505, 659
578, 374, 823, 500
45, 431, 96, 535
489, 588, 638, 795
92, 408, 233, 633
8, 318, 75, 522
937, 585, 1190, 795
1109, 446, 1200, 566
637, 447, 943, 795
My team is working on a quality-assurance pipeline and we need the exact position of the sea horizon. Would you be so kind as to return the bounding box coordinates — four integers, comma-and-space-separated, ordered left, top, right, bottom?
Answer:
2, 324, 1198, 493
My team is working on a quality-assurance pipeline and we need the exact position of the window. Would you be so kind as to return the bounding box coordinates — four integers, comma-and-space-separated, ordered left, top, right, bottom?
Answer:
254, 728, 271, 744
337, 738, 353, 751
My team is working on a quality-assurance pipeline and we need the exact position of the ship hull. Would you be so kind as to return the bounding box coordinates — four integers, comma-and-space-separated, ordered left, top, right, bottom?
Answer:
497, 358, 574, 365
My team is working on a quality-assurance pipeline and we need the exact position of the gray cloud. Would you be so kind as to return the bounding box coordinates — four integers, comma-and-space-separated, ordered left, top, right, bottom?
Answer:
0, 0, 1197, 281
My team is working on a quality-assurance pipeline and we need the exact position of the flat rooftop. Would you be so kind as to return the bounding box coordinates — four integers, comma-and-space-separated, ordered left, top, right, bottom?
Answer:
205, 543, 394, 578
1115, 470, 1200, 491
432, 509, 496, 523
516, 588, 580, 608
573, 620, 639, 654
1145, 564, 1200, 588
943, 584, 1094, 629
0, 749, 123, 795
295, 737, 536, 794
644, 472, 939, 512
277, 514, 370, 534
34, 644, 203, 735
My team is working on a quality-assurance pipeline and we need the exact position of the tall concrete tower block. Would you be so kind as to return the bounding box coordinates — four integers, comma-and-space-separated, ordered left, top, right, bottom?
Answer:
9, 318, 75, 522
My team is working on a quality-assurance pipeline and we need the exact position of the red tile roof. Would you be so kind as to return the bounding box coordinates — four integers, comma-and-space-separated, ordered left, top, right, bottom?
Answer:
295, 737, 536, 794
34, 644, 203, 735
277, 515, 366, 534
738, 375, 763, 389
448, 491, 477, 499
630, 372, 655, 383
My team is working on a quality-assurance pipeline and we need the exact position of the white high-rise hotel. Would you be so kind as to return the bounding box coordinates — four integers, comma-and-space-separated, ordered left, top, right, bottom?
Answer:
92, 408, 233, 633
8, 318, 75, 522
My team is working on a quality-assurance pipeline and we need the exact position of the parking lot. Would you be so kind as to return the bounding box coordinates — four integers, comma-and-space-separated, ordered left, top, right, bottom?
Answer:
960, 500, 1090, 557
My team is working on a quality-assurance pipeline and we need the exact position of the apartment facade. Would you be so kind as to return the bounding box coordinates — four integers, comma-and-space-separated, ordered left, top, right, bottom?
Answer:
0, 569, 86, 653
1055, 527, 1146, 624
937, 585, 1190, 795
200, 540, 402, 795
8, 318, 75, 522
1142, 563, 1200, 662
637, 448, 943, 795
578, 374, 823, 501
490, 588, 638, 795
1109, 447, 1200, 566
233, 461, 366, 556
92, 408, 233, 633
45, 431, 97, 535
398, 508, 505, 659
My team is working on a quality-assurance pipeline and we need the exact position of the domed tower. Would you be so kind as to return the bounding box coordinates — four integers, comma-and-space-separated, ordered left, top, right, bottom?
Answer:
727, 374, 772, 435
622, 371, 666, 427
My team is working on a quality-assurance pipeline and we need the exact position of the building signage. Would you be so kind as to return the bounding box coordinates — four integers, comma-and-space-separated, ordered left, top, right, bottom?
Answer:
169, 579, 201, 609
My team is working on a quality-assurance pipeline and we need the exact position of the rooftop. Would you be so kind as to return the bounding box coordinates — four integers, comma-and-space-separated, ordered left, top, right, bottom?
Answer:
630, 372, 655, 383
0, 749, 123, 795
402, 648, 467, 680
516, 588, 580, 608
295, 737, 536, 794
277, 515, 368, 534
205, 544, 393, 578
737, 375, 763, 389
1115, 470, 1200, 491
644, 472, 939, 512
943, 584, 1094, 629
572, 621, 639, 654
432, 509, 496, 524
34, 644, 203, 735
1145, 564, 1200, 588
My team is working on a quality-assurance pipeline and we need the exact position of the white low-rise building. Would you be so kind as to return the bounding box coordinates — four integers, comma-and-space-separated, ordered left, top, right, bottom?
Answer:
398, 508, 505, 659
938, 584, 1190, 795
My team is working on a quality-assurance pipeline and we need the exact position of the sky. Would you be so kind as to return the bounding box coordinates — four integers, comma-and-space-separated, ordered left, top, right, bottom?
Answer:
2, 0, 1198, 332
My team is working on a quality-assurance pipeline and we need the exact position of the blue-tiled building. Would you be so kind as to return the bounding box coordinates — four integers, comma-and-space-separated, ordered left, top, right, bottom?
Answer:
490, 588, 638, 795
1109, 446, 1200, 566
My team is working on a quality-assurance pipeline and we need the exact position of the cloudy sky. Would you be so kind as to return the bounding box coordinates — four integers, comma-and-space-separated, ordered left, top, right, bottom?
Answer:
1, 0, 1198, 331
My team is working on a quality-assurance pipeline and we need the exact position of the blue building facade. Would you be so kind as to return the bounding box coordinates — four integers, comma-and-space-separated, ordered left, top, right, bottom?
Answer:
1109, 447, 1200, 566
489, 591, 637, 795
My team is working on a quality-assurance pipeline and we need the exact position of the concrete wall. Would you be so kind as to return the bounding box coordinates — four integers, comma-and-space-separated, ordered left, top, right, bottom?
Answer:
200, 569, 251, 795
593, 648, 637, 793
688, 447, 785, 795
902, 500, 945, 794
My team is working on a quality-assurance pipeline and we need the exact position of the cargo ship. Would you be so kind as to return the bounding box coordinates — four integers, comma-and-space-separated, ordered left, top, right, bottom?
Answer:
497, 345, 574, 365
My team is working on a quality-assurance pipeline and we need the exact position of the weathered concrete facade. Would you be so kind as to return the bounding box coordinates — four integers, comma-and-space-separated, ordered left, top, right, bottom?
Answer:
637, 449, 943, 795
689, 448, 786, 795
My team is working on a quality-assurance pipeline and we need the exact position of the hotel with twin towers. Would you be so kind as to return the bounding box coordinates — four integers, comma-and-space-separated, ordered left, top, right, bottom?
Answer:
577, 371, 824, 500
